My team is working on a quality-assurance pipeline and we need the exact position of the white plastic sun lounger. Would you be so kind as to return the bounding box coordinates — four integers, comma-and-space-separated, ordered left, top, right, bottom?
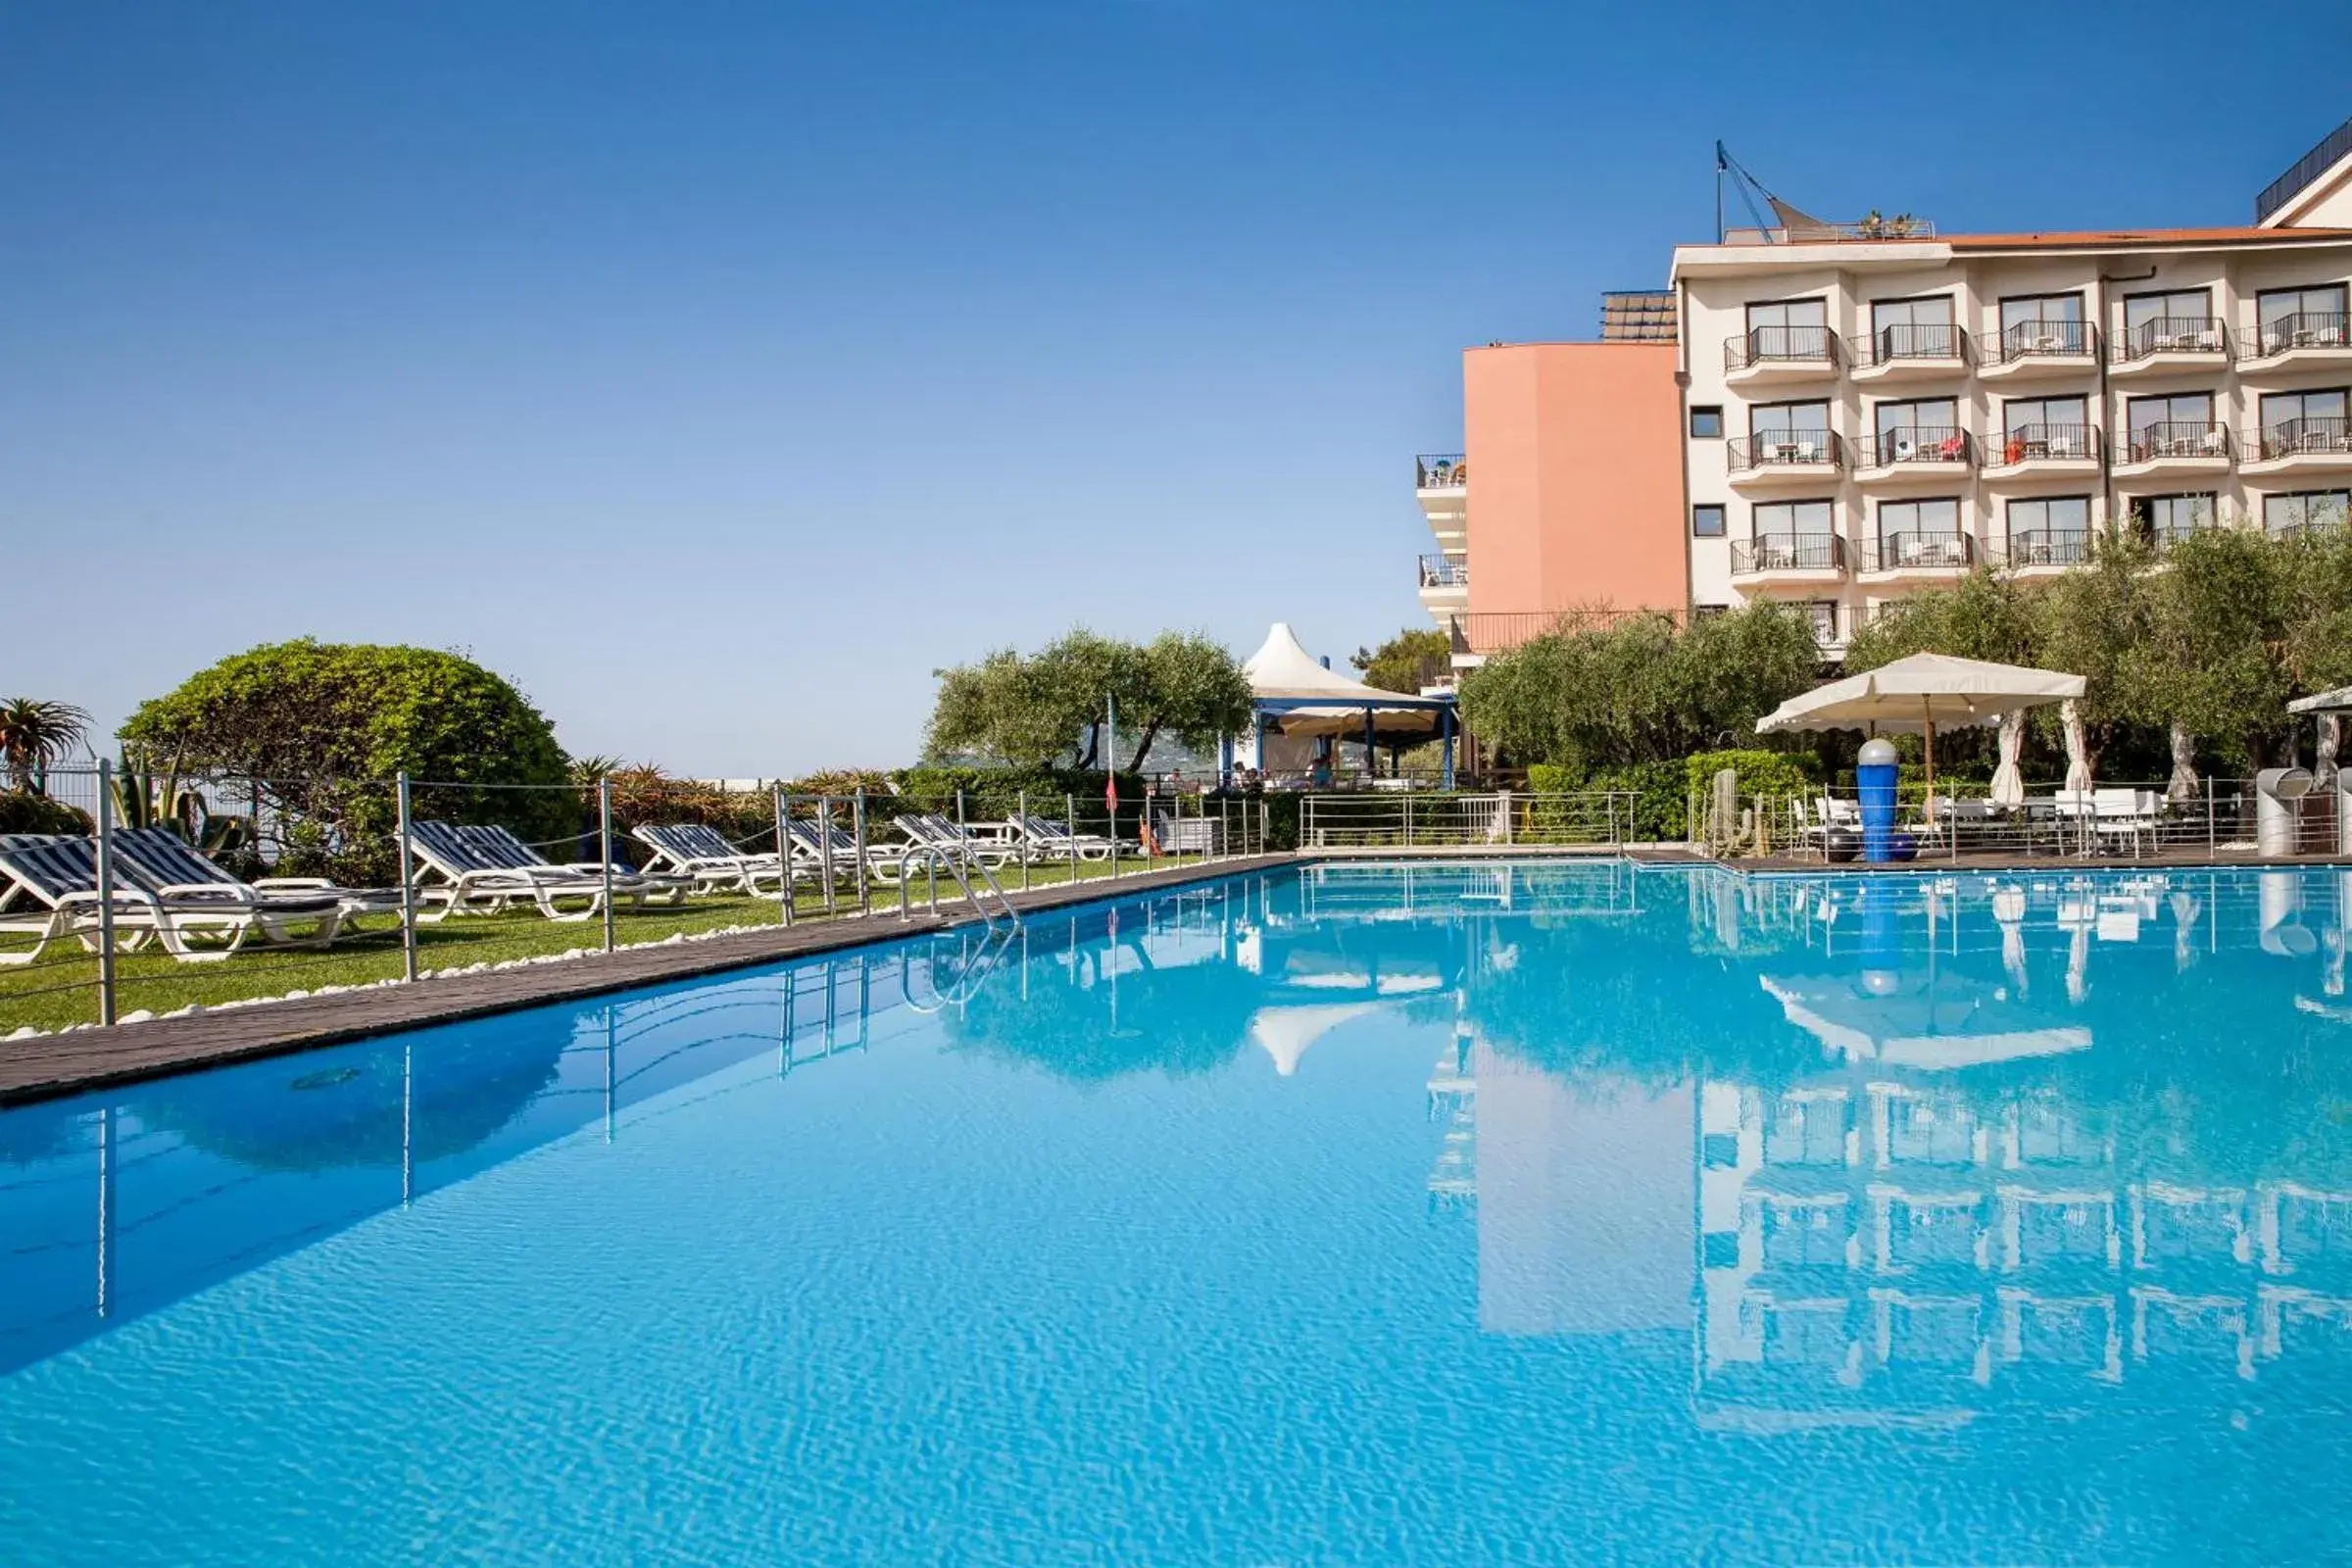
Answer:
632, 822, 792, 896
894, 813, 1016, 870
0, 834, 163, 965
108, 826, 362, 958
784, 819, 913, 883
407, 820, 673, 922
1009, 813, 1114, 861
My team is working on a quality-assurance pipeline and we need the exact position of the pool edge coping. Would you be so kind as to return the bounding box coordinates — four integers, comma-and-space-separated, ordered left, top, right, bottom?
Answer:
0, 854, 1302, 1108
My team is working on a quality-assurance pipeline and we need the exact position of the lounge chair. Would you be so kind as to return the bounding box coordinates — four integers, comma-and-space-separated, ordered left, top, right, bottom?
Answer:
632, 822, 793, 897
893, 813, 1016, 869
1008, 812, 1113, 862
785, 819, 914, 883
407, 820, 676, 922
108, 826, 373, 957
0, 834, 160, 965
460, 823, 691, 906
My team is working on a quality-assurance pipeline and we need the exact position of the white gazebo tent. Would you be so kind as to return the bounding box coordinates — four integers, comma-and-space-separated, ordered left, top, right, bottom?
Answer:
1754, 652, 2087, 810
1235, 623, 1458, 785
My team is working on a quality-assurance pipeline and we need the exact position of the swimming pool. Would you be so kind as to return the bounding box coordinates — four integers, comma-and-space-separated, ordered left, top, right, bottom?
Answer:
4, 860, 2351, 1564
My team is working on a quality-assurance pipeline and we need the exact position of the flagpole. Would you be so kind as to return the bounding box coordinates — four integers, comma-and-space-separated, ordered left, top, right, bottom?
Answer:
1105, 693, 1119, 878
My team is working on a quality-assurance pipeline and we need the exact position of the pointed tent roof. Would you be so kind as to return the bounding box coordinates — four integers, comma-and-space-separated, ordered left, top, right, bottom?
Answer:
1244, 622, 1429, 705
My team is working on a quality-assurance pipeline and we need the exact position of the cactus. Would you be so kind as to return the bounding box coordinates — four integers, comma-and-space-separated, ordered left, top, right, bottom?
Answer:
109, 746, 252, 856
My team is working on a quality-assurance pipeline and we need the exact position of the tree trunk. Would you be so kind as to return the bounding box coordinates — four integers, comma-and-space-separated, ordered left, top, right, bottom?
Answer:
2319, 715, 2341, 789
1126, 720, 1163, 775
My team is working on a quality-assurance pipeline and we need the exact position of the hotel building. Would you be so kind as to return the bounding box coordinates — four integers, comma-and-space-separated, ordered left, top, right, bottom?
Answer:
1416, 114, 2352, 670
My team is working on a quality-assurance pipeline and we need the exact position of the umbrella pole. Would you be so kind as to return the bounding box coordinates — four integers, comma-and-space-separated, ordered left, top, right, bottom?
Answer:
1924, 711, 1936, 827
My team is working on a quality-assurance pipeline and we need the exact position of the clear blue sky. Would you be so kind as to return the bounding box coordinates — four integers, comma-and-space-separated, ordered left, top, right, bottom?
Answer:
8, 2, 2347, 774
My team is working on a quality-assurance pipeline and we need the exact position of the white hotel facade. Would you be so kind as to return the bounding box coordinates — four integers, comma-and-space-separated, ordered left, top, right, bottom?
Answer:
1670, 120, 2352, 660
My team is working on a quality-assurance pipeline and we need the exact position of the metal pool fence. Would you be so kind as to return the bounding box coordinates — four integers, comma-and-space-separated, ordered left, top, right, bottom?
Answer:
0, 764, 1281, 1034
1721, 776, 2352, 862
1298, 792, 1642, 850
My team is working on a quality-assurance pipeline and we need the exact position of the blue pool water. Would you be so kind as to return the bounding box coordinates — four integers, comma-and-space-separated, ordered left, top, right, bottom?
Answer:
5, 861, 2352, 1564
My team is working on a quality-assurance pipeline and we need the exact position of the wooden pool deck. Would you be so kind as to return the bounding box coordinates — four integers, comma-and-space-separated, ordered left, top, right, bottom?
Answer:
0, 854, 1299, 1108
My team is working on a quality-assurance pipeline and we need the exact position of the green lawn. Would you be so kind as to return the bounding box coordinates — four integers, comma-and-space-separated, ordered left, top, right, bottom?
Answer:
0, 854, 1204, 1035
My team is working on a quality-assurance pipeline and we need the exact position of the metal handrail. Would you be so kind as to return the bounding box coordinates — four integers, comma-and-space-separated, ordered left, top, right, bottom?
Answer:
2111, 317, 2227, 362
2251, 416, 2352, 462
1727, 430, 1844, 471
1991, 529, 2091, 568
1725, 324, 1838, 371
1988, 423, 2098, 465
1416, 553, 1469, 588
2120, 420, 2231, 464
2241, 312, 2351, 360
1857, 530, 1972, 572
1981, 319, 2095, 362
1849, 322, 1964, 367
896, 843, 1021, 930
1864, 424, 1971, 468
1415, 453, 1467, 488
2257, 113, 2352, 223
1731, 534, 1844, 575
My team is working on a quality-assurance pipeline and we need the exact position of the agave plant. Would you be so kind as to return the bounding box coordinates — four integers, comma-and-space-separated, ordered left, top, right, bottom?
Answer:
0, 697, 93, 795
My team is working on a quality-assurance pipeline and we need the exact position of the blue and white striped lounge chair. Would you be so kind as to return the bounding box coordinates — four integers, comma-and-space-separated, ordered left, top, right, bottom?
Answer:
457, 824, 690, 906
1009, 812, 1113, 861
107, 826, 359, 957
785, 819, 912, 883
0, 834, 161, 965
407, 820, 669, 923
893, 813, 1016, 870
631, 822, 792, 897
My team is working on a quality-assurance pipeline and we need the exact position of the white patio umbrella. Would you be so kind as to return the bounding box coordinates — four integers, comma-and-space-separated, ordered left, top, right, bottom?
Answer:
1755, 653, 2087, 813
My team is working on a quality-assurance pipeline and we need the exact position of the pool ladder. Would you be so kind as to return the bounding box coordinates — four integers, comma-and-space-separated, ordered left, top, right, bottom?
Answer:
897, 844, 1023, 931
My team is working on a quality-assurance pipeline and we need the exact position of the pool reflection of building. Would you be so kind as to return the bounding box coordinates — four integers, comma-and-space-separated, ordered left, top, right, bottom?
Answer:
1423, 864, 2352, 1427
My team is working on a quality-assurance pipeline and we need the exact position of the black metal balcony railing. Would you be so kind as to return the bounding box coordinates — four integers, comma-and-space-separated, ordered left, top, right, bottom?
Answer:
1446, 608, 1679, 657
1984, 318, 2094, 363
2110, 317, 2226, 363
1416, 553, 1469, 589
1725, 324, 1838, 372
1989, 423, 2098, 466
1865, 424, 1971, 468
1994, 529, 2090, 568
1857, 530, 1972, 572
1415, 453, 1467, 488
2257, 114, 2352, 224
1850, 321, 1964, 368
1727, 430, 1844, 472
1730, 534, 1844, 575
2121, 421, 2230, 464
2253, 416, 2352, 462
2243, 312, 2351, 360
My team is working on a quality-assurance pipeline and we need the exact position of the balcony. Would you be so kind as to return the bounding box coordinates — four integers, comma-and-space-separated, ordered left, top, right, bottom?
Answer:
1730, 533, 1846, 588
2112, 421, 2231, 478
1855, 530, 1973, 582
1444, 608, 1668, 665
1727, 430, 1845, 489
1415, 452, 1467, 545
1849, 322, 1967, 383
2241, 417, 2352, 476
1981, 423, 2101, 480
1415, 553, 1469, 622
1724, 325, 1839, 386
2238, 314, 2352, 378
1977, 321, 2099, 381
2108, 317, 2228, 376
1853, 425, 1972, 484
1990, 529, 2090, 575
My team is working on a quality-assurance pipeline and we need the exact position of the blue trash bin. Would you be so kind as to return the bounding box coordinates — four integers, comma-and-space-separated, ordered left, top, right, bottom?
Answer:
1858, 737, 1898, 863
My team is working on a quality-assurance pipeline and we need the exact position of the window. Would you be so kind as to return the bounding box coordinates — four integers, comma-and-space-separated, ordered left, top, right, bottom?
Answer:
2127, 392, 2219, 460
1753, 499, 1835, 541
1744, 297, 1830, 360
2265, 491, 2351, 535
1692, 603, 1732, 620
2259, 388, 2350, 457
1691, 503, 1726, 538
1872, 398, 1961, 465
2007, 497, 2091, 564
1690, 405, 1723, 439
1745, 401, 1833, 465
2122, 288, 2217, 351
1868, 295, 1956, 360
1999, 292, 2086, 356
2256, 284, 2349, 353
2132, 493, 2217, 543
1876, 498, 1965, 568
2000, 396, 2091, 459
1807, 602, 1839, 645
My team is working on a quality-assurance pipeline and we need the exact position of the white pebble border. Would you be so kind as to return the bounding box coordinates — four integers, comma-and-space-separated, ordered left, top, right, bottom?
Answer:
2, 923, 786, 1044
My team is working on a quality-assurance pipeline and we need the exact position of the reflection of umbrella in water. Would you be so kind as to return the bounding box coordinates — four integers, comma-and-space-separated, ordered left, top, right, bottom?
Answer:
134, 1024, 571, 1172
1249, 1003, 1384, 1077
1760, 969, 2089, 1070
1991, 885, 2029, 993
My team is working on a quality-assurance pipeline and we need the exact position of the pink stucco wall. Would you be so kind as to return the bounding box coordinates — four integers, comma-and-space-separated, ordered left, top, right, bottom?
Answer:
1462, 342, 1685, 621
